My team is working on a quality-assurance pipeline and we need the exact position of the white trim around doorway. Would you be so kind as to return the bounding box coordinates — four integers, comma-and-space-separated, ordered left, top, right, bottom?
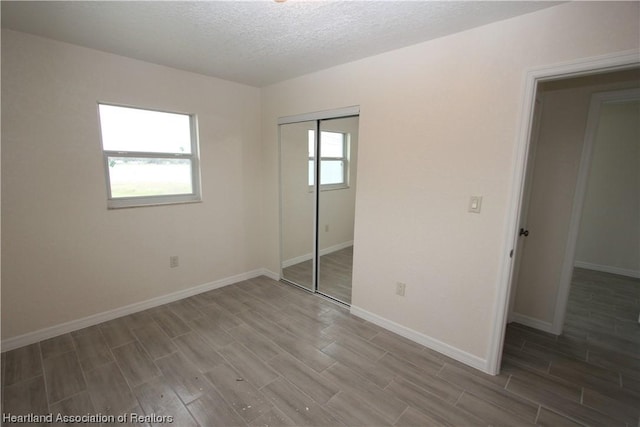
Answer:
486, 49, 640, 376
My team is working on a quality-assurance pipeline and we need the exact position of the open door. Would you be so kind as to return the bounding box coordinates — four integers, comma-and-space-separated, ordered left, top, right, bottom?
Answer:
507, 96, 543, 322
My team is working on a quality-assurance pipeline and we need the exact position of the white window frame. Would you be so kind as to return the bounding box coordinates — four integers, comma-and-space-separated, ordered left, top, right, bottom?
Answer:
308, 130, 349, 191
97, 102, 202, 209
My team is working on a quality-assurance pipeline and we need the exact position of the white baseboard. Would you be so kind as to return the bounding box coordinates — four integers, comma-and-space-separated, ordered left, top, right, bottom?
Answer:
509, 312, 555, 334
574, 261, 640, 279
319, 241, 353, 257
261, 269, 280, 281
282, 241, 353, 268
350, 305, 489, 374
1, 268, 277, 352
282, 253, 313, 269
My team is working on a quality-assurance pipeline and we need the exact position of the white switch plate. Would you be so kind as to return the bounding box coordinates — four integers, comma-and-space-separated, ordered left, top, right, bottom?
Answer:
170, 256, 179, 268
469, 196, 482, 213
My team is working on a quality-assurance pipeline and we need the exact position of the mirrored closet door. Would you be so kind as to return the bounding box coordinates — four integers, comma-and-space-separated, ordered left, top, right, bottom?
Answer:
317, 117, 358, 304
279, 110, 359, 304
280, 120, 316, 291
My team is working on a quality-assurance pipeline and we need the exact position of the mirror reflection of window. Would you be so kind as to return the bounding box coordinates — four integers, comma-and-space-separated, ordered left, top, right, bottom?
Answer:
308, 130, 348, 188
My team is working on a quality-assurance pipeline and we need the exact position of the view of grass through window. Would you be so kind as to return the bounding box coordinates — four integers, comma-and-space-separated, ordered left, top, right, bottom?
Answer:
108, 157, 193, 198
98, 104, 199, 206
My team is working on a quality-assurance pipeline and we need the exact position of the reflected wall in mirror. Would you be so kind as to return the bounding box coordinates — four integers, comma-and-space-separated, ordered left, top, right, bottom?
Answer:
318, 117, 358, 304
280, 120, 316, 290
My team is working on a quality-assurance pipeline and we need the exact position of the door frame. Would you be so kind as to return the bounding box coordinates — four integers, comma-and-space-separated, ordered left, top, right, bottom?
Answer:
486, 50, 639, 375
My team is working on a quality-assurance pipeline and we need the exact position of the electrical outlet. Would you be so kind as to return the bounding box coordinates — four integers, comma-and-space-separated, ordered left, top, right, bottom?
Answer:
396, 282, 406, 296
325, 224, 329, 232
170, 256, 179, 268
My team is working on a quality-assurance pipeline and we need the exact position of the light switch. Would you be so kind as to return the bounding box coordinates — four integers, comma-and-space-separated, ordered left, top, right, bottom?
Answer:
469, 196, 482, 213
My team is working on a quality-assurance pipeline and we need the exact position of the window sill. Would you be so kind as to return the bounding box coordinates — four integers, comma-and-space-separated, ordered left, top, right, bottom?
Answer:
107, 196, 202, 209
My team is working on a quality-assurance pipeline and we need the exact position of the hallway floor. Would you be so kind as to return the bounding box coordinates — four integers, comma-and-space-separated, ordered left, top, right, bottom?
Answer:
503, 267, 639, 426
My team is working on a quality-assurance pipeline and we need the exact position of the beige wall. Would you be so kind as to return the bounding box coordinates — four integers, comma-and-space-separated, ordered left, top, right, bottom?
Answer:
575, 100, 640, 275
261, 2, 639, 361
1, 30, 263, 339
513, 72, 639, 325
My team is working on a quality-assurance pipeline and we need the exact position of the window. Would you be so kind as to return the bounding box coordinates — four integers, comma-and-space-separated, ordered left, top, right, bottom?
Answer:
98, 103, 201, 208
308, 130, 349, 189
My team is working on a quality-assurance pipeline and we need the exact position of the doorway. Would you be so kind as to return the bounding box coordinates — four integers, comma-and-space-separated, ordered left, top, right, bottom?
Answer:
509, 70, 639, 335
486, 52, 639, 376
279, 108, 359, 305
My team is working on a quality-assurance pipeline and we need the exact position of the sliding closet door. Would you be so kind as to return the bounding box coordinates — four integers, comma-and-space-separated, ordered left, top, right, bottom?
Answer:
280, 121, 316, 290
317, 117, 358, 304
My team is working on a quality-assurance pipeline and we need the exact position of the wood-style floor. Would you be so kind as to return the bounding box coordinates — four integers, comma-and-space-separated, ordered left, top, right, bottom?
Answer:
1, 269, 638, 426
282, 246, 353, 304
502, 268, 639, 426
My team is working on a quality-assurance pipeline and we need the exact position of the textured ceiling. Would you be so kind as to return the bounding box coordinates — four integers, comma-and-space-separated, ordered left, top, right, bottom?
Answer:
1, 1, 561, 87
